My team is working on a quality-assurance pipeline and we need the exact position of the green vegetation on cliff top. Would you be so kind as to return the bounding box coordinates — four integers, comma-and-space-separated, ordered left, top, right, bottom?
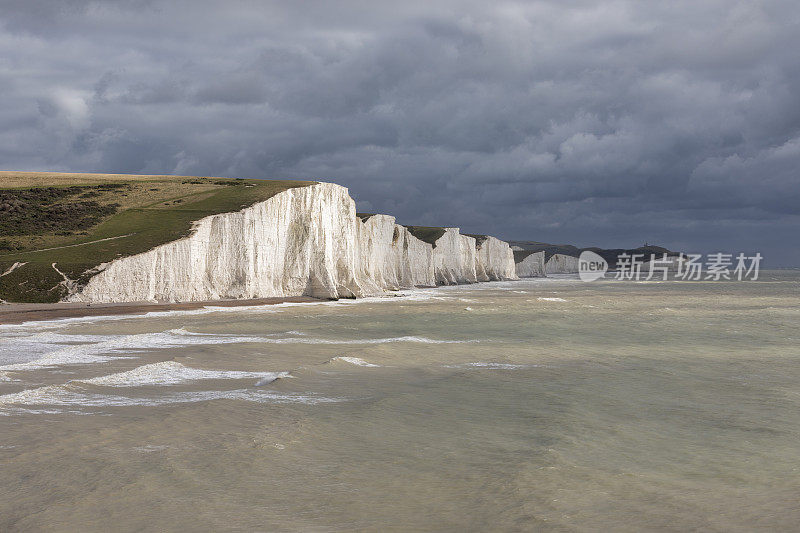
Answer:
403, 226, 447, 247
0, 172, 313, 302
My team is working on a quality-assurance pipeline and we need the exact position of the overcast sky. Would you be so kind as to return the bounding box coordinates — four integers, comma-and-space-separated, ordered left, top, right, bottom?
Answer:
1, 1, 798, 265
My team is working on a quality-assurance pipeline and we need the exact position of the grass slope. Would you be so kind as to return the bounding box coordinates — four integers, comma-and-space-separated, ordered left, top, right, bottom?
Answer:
0, 172, 313, 302
463, 233, 488, 246
512, 249, 542, 263
403, 226, 447, 247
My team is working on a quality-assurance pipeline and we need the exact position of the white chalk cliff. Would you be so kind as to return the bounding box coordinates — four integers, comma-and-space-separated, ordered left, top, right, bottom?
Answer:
475, 236, 518, 282
544, 253, 580, 274
356, 214, 436, 290
70, 182, 517, 303
431, 228, 478, 285
515, 251, 546, 278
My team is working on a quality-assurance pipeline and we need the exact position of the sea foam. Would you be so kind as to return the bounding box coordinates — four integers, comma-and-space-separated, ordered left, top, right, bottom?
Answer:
77, 361, 291, 387
327, 356, 381, 367
0, 384, 341, 413
446, 362, 543, 370
0, 328, 475, 374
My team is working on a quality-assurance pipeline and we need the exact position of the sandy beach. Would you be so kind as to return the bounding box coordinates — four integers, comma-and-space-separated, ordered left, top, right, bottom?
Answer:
0, 296, 322, 325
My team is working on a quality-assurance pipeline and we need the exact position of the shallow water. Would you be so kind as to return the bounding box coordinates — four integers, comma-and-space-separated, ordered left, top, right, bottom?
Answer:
1, 273, 799, 531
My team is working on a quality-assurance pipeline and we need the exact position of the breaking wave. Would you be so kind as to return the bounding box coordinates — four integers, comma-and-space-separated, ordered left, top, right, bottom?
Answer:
327, 356, 381, 367
0, 327, 475, 376
76, 361, 291, 387
0, 384, 341, 414
446, 362, 543, 370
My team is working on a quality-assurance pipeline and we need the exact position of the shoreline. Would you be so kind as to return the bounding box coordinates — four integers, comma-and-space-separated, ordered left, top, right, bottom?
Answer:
0, 296, 323, 325
0, 277, 546, 326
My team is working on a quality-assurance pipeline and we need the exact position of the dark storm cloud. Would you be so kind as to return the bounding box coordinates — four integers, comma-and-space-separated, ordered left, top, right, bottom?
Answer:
1, 0, 799, 264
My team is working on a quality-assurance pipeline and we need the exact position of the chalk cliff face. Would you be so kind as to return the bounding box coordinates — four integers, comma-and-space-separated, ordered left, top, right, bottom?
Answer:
356, 214, 436, 290
544, 253, 580, 274
431, 229, 478, 285
73, 183, 362, 302
70, 182, 516, 303
475, 236, 518, 282
515, 251, 546, 278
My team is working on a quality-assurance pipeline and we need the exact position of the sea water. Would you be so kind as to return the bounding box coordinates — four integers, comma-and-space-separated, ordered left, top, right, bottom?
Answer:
1, 273, 798, 531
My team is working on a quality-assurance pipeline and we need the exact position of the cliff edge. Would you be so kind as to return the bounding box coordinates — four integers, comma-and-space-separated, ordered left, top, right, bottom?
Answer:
67, 182, 516, 302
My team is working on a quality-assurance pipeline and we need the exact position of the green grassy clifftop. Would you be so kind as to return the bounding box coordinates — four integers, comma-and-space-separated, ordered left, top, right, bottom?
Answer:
403, 226, 447, 247
0, 172, 313, 302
